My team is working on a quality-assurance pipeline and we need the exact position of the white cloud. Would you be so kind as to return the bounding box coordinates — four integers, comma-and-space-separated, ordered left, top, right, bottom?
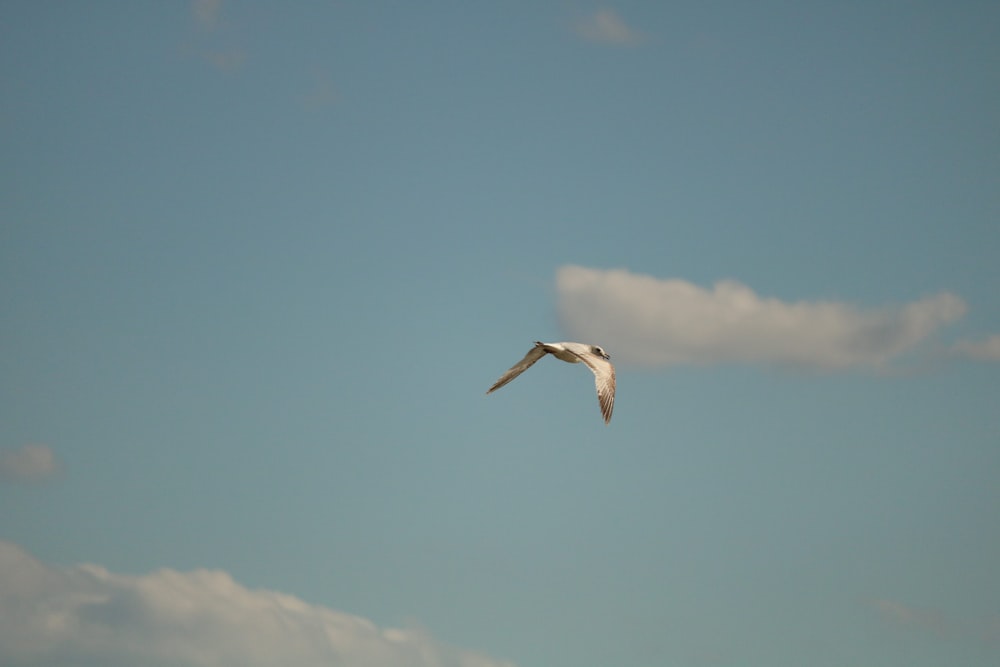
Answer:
556, 265, 967, 370
952, 334, 1000, 361
0, 541, 516, 667
573, 9, 644, 46
0, 444, 58, 483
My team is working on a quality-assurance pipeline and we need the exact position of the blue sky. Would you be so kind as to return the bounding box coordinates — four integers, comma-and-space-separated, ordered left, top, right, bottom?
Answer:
2, 2, 999, 666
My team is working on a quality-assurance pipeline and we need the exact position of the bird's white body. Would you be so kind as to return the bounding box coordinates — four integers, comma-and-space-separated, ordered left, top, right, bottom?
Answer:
545, 343, 588, 364
486, 341, 616, 424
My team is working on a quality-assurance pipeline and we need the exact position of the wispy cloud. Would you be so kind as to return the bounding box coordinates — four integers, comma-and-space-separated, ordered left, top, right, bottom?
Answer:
0, 540, 516, 667
186, 0, 245, 72
556, 265, 967, 370
302, 73, 338, 111
193, 0, 223, 31
952, 334, 1000, 361
871, 598, 950, 637
202, 48, 246, 72
871, 598, 1000, 644
0, 444, 58, 483
572, 8, 644, 46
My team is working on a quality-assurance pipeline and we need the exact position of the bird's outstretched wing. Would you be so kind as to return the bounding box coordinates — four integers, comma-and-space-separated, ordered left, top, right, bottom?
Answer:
570, 350, 616, 424
486, 343, 547, 394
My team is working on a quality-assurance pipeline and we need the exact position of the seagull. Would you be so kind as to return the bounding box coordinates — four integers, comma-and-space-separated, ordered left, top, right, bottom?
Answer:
487, 341, 616, 424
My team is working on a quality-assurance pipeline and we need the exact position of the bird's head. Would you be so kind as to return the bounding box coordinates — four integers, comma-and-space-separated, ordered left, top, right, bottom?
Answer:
592, 345, 610, 360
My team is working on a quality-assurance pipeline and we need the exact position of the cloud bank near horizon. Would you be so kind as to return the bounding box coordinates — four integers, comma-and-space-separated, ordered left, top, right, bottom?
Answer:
556, 265, 969, 370
0, 541, 515, 667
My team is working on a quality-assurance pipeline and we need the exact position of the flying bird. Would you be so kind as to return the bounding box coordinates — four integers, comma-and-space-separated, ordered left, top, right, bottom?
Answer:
487, 341, 616, 424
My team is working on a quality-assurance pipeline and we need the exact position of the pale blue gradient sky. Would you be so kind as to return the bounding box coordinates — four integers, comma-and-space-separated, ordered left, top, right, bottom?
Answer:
2, 3, 999, 666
